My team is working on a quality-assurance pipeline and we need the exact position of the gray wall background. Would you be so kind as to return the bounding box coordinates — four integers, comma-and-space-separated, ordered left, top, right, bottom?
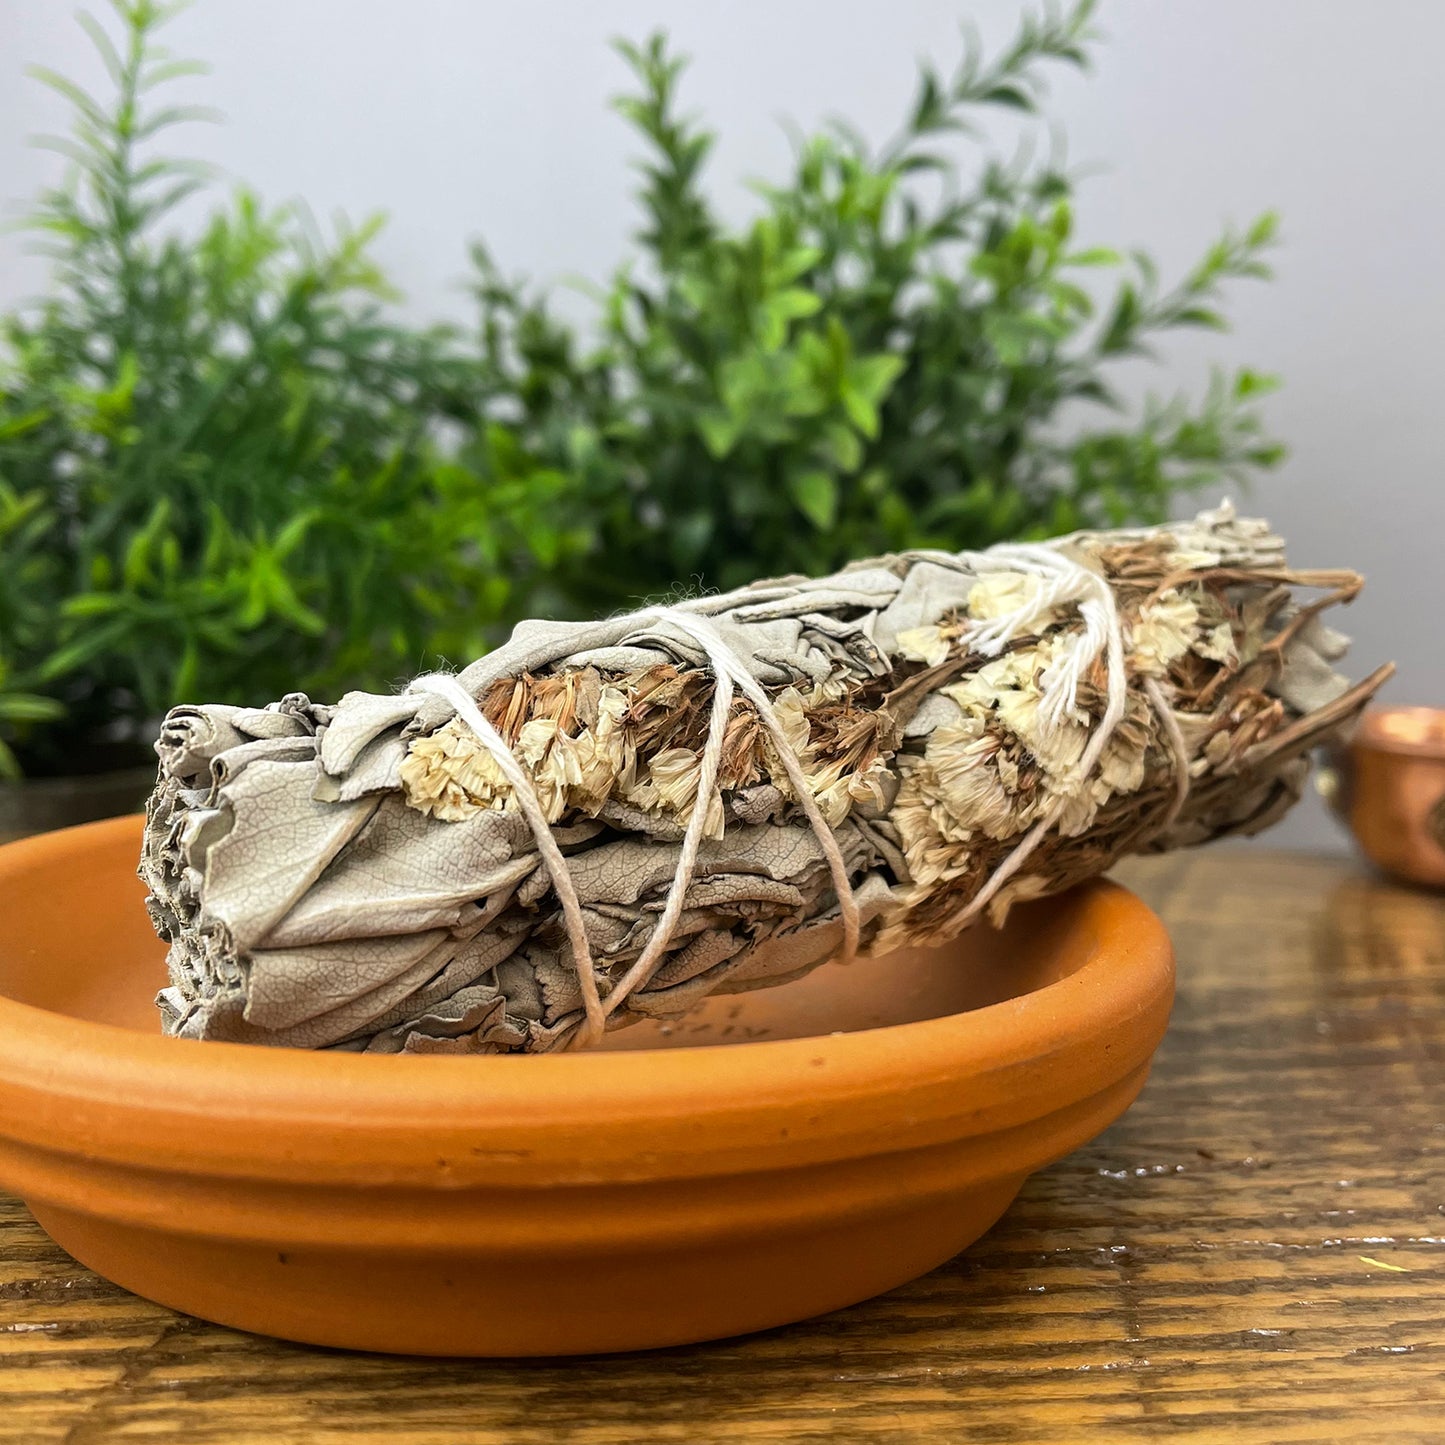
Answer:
2, 0, 1440, 848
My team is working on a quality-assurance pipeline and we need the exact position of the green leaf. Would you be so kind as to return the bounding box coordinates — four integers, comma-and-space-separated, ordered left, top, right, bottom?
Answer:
1173, 305, 1228, 331
848, 353, 906, 406
273, 509, 320, 559
788, 470, 839, 531
1247, 211, 1280, 247
59, 593, 125, 619
26, 67, 107, 126
0, 0, 1280, 770
981, 84, 1036, 111
769, 287, 822, 321
1233, 368, 1281, 400
76, 11, 126, 85
819, 422, 864, 473
0, 409, 49, 441
173, 639, 201, 700
37, 621, 131, 682
760, 288, 822, 350
698, 410, 741, 459
775, 246, 823, 284
839, 384, 879, 439
134, 103, 223, 140
0, 693, 65, 723
1066, 246, 1122, 267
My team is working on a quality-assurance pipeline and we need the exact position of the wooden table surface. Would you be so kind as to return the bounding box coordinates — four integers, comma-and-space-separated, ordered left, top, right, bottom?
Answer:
1, 848, 1441, 1443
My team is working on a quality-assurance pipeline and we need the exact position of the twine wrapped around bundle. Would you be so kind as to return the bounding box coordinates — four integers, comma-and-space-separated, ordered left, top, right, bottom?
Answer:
141, 504, 1390, 1054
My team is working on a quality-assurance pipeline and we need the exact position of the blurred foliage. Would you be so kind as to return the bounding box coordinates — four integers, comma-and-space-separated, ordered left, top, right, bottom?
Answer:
0, 0, 1281, 778
475, 2, 1281, 614
0, 0, 582, 776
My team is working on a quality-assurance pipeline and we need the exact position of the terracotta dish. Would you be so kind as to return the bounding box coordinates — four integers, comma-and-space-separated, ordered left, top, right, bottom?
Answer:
0, 815, 1173, 1355
1323, 706, 1445, 888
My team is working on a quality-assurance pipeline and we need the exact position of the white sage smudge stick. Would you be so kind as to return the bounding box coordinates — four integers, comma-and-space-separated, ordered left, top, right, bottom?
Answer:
140, 504, 1392, 1054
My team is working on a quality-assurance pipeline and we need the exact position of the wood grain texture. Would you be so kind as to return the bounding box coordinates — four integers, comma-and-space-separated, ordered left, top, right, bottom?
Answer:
1, 849, 1441, 1444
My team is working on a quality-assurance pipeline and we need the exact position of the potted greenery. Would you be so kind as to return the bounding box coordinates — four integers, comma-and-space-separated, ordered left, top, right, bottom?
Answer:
0, 0, 1279, 837
466, 5, 1281, 613
0, 1, 581, 837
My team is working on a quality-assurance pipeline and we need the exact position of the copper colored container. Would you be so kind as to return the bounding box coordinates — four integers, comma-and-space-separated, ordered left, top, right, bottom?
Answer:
1323, 706, 1445, 888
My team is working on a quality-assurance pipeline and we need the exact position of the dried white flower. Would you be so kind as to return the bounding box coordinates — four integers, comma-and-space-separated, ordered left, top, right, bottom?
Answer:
844, 756, 896, 817
805, 673, 853, 705
896, 624, 952, 667
400, 718, 513, 821
1097, 731, 1148, 797
1051, 787, 1100, 838
943, 644, 1088, 783
758, 686, 816, 802
943, 650, 1037, 718
1165, 547, 1222, 570
965, 570, 1055, 624
626, 745, 727, 839
568, 692, 621, 809
1132, 591, 1200, 674
402, 688, 633, 825
906, 720, 1030, 846
1195, 621, 1239, 664
514, 718, 584, 823
771, 687, 813, 755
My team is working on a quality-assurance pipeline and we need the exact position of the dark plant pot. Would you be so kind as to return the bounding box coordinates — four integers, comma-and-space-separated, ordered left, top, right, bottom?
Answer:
0, 766, 155, 845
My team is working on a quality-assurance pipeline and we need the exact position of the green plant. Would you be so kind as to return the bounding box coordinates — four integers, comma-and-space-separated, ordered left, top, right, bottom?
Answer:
2, 0, 1282, 780
470, 0, 1281, 613
0, 0, 581, 777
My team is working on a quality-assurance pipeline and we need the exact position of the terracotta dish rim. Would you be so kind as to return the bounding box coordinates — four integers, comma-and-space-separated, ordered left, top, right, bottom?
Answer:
0, 815, 1173, 1188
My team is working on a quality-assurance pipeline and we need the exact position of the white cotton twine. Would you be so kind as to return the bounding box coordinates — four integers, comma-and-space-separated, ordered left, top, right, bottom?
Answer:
407, 543, 1191, 1050
940, 542, 1189, 928
409, 607, 861, 1051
